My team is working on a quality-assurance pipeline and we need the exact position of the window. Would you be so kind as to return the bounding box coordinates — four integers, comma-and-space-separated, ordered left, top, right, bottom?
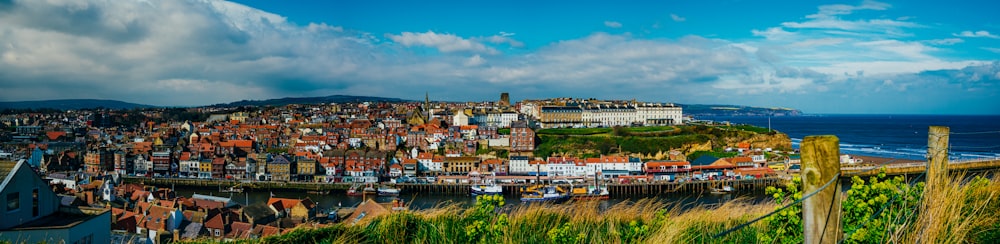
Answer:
7, 192, 18, 212
214, 229, 221, 236
32, 189, 38, 217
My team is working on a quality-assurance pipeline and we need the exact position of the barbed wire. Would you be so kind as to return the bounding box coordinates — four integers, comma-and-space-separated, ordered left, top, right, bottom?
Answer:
713, 173, 841, 239
949, 130, 1000, 135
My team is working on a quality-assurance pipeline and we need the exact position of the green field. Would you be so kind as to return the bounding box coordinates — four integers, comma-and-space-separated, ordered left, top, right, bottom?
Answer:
534, 124, 776, 158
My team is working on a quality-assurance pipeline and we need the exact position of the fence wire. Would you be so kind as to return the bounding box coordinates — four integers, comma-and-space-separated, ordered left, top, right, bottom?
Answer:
712, 173, 841, 239
949, 130, 1000, 135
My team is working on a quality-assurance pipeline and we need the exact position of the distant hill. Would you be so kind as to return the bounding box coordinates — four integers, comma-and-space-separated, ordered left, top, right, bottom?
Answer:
678, 104, 801, 116
0, 99, 155, 110
211, 95, 411, 107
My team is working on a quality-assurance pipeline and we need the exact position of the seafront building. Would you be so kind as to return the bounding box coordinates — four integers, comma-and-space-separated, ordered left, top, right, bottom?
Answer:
523, 98, 683, 128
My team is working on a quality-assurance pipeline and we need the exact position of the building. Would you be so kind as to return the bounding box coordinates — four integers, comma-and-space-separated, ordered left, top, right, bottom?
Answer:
442, 156, 479, 176
268, 155, 292, 182
644, 160, 691, 181
151, 150, 172, 177
0, 160, 111, 243
296, 158, 316, 182
509, 121, 534, 152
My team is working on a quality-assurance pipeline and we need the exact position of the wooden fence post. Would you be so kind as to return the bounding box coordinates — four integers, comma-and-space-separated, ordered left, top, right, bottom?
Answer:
921, 126, 949, 238
924, 126, 949, 196
801, 135, 842, 244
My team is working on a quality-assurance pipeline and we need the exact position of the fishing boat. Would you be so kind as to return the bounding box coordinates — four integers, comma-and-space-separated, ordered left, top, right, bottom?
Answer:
470, 173, 502, 196
710, 185, 734, 194
471, 184, 503, 196
219, 184, 243, 193
377, 185, 401, 196
520, 185, 570, 203
570, 172, 609, 200
346, 184, 364, 196
570, 185, 609, 200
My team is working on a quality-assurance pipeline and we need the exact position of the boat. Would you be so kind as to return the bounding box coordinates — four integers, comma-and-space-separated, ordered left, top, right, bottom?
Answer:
570, 173, 609, 200
471, 184, 503, 196
219, 184, 243, 193
470, 172, 502, 196
377, 185, 401, 196
346, 184, 364, 196
710, 185, 734, 194
520, 185, 570, 203
570, 185, 609, 200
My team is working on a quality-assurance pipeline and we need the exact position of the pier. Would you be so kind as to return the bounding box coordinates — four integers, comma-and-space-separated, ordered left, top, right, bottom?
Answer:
124, 176, 788, 197
841, 158, 1000, 177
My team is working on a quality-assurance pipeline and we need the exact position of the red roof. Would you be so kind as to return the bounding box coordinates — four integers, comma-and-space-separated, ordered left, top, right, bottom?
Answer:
204, 212, 226, 230
46, 131, 67, 140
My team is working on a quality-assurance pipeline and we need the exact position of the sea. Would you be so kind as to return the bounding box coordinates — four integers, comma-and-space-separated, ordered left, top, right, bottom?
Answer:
696, 114, 1000, 161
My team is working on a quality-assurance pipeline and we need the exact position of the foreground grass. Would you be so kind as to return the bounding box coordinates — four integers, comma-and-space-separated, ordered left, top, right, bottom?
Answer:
185, 173, 1000, 244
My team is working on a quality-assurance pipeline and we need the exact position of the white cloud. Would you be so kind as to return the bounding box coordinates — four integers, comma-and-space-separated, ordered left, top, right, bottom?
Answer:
481, 34, 524, 47
604, 21, 622, 28
953, 30, 999, 39
464, 55, 486, 67
927, 38, 964, 45
670, 14, 686, 22
751, 27, 793, 40
984, 47, 1000, 54
805, 0, 890, 19
386, 31, 497, 54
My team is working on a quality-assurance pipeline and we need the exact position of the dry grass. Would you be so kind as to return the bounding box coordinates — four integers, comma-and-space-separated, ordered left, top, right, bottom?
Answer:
897, 173, 1000, 243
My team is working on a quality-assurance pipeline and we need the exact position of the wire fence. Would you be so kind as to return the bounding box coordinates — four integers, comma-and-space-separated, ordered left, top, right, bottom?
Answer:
712, 172, 841, 238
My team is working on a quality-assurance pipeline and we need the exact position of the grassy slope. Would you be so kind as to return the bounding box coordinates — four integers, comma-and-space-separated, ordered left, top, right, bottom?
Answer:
534, 125, 775, 158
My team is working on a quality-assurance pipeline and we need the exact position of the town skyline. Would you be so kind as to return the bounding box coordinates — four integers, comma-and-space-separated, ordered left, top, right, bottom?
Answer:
0, 0, 998, 114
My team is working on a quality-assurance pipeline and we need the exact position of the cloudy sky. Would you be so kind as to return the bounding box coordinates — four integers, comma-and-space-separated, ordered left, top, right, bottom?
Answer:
1, 0, 998, 114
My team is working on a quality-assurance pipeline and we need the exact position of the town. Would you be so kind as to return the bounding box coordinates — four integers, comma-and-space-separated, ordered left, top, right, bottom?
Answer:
0, 94, 822, 243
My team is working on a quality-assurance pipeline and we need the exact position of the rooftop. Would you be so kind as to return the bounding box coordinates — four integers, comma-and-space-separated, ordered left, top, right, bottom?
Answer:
7, 206, 109, 231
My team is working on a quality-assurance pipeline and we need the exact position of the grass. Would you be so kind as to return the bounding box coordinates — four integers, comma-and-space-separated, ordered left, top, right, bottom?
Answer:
536, 127, 612, 136
181, 173, 1000, 244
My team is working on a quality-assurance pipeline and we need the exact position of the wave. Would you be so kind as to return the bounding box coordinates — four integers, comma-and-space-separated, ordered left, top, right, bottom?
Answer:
790, 137, 994, 160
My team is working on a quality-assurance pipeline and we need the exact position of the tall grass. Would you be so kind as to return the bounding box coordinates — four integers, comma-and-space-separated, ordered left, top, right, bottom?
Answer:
179, 173, 1000, 244
897, 174, 1000, 243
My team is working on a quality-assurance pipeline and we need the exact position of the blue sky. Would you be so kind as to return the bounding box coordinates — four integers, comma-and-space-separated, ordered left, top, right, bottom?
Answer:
0, 0, 998, 114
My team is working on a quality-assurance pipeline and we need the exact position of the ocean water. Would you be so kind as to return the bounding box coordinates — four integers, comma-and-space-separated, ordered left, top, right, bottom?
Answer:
697, 115, 1000, 160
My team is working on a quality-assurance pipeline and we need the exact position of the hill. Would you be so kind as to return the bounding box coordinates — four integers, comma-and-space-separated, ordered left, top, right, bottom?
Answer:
0, 99, 155, 110
210, 95, 410, 107
678, 104, 801, 116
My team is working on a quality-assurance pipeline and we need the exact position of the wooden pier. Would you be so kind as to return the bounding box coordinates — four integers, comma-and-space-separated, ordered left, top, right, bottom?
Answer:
125, 176, 788, 197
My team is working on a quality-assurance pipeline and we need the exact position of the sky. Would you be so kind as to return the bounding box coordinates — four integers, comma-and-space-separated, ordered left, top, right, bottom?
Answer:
0, 0, 998, 114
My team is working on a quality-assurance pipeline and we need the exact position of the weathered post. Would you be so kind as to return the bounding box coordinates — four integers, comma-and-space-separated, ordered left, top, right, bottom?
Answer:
924, 126, 949, 195
921, 126, 949, 238
801, 135, 842, 244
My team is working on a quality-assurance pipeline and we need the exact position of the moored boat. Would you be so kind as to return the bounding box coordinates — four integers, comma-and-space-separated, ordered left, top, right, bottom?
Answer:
471, 184, 503, 196
520, 185, 570, 203
570, 185, 609, 200
377, 185, 401, 196
710, 185, 734, 194
346, 184, 365, 196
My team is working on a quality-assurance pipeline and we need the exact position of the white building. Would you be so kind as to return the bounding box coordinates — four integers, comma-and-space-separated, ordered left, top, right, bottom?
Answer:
453, 110, 469, 126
